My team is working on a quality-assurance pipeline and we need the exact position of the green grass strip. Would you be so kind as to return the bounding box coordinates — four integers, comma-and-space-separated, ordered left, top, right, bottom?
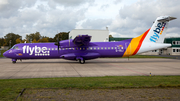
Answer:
0, 50, 6, 57
0, 76, 180, 101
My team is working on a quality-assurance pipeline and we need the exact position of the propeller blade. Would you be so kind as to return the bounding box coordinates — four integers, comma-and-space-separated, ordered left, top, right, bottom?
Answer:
57, 38, 60, 53
57, 37, 60, 53
54, 33, 60, 54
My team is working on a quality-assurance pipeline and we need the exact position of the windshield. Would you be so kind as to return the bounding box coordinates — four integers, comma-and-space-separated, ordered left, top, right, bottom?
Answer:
11, 46, 18, 49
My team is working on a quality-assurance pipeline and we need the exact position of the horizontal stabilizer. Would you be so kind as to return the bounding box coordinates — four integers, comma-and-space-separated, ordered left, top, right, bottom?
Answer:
73, 35, 91, 46
157, 16, 176, 22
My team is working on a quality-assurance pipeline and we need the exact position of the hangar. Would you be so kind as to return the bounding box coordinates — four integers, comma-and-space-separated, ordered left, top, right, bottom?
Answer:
69, 27, 109, 42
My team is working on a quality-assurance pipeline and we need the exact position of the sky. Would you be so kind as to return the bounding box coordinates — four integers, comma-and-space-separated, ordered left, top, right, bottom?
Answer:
0, 0, 180, 39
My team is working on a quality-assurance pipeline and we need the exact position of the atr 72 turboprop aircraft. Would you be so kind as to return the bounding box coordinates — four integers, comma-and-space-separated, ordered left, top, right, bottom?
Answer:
3, 16, 176, 64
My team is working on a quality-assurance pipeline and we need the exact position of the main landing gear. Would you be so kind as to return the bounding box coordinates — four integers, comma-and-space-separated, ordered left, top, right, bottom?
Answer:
76, 57, 85, 64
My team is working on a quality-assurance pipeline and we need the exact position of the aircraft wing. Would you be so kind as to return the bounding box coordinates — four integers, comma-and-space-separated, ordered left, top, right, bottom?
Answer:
73, 35, 91, 46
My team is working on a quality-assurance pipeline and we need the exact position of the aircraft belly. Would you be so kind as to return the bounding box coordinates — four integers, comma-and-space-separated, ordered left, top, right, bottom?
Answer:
98, 50, 125, 57
60, 52, 100, 60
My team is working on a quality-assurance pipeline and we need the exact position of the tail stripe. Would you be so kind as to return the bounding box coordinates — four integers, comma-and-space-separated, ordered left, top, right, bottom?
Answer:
122, 29, 150, 57
132, 28, 150, 55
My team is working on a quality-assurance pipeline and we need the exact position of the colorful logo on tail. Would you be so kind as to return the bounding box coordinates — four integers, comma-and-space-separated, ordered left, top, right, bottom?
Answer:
150, 22, 166, 42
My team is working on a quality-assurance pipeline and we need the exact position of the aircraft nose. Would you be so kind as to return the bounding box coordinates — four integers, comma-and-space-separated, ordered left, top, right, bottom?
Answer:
3, 50, 11, 58
3, 51, 8, 57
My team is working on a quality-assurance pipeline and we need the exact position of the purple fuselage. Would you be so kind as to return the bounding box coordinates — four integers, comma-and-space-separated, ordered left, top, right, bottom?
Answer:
3, 39, 132, 61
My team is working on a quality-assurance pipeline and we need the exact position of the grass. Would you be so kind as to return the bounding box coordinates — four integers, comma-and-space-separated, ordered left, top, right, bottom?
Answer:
0, 76, 180, 101
0, 50, 6, 57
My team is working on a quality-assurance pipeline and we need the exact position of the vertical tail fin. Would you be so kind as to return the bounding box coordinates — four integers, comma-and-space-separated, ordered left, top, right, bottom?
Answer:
122, 16, 176, 57
143, 16, 176, 43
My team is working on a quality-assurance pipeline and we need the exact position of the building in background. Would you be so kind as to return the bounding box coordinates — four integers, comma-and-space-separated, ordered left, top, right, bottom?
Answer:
109, 37, 180, 55
69, 27, 109, 42
0, 46, 9, 50
164, 38, 180, 55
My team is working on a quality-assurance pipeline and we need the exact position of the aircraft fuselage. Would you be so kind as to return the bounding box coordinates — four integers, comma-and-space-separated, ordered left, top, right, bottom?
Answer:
4, 39, 132, 61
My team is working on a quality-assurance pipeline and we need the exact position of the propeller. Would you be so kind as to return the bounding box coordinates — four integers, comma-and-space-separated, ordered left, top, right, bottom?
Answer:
54, 33, 60, 53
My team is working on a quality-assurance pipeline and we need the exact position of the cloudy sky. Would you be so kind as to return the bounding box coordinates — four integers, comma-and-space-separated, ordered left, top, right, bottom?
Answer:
0, 0, 179, 39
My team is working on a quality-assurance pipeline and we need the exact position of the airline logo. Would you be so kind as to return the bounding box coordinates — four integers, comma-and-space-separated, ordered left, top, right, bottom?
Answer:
116, 45, 124, 52
150, 22, 166, 42
23, 45, 50, 56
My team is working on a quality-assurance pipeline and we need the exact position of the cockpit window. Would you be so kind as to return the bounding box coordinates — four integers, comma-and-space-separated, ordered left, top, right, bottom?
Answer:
11, 46, 18, 49
11, 46, 15, 49
15, 46, 18, 49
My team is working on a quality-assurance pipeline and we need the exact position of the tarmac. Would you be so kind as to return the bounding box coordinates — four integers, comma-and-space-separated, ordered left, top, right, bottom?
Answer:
0, 58, 180, 79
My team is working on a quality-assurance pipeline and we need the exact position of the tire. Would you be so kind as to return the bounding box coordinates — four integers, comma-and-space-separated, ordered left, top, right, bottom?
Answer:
79, 59, 85, 64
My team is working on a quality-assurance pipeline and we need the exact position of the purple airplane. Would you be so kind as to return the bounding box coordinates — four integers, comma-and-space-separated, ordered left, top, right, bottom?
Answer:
3, 16, 176, 64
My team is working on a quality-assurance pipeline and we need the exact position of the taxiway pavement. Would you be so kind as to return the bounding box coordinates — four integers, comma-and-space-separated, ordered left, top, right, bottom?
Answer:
0, 58, 180, 79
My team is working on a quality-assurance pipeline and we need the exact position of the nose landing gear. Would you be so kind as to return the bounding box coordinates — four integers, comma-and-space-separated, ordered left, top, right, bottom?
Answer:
79, 59, 85, 64
12, 59, 17, 63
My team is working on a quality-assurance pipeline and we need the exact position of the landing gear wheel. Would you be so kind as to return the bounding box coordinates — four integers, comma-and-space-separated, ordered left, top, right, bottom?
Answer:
12, 61, 16, 63
79, 59, 85, 64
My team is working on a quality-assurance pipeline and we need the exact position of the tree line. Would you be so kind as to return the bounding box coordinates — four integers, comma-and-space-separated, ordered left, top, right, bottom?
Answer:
0, 32, 69, 48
